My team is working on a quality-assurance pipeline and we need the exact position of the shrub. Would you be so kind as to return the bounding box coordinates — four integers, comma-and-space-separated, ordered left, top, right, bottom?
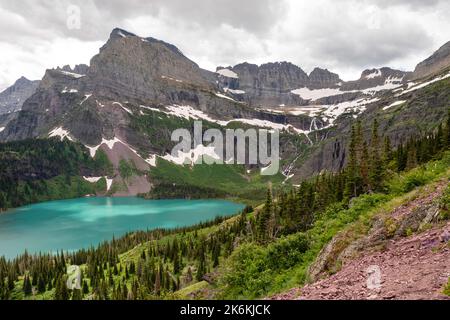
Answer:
266, 233, 309, 271
221, 234, 310, 298
439, 184, 450, 220
221, 243, 272, 298
444, 278, 450, 296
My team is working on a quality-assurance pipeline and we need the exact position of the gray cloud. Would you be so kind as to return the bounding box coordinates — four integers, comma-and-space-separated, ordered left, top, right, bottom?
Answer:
1, 0, 287, 42
371, 0, 446, 9
289, 2, 434, 71
0, 0, 449, 89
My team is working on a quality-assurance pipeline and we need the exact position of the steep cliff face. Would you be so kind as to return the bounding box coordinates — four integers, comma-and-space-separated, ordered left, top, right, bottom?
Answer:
218, 62, 309, 107
0, 27, 315, 195
412, 41, 450, 80
0, 28, 449, 189
308, 68, 341, 89
291, 72, 450, 181
216, 63, 408, 107
85, 28, 217, 104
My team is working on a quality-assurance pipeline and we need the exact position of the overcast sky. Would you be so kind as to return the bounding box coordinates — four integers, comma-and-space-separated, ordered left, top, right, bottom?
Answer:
0, 0, 449, 90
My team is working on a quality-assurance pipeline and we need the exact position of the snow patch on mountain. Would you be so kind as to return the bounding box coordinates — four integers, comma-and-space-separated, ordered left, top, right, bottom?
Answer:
397, 72, 450, 96
217, 69, 238, 79
105, 178, 113, 191
61, 87, 78, 94
291, 87, 344, 101
85, 138, 122, 157
291, 76, 404, 101
224, 88, 246, 95
158, 105, 311, 137
83, 176, 103, 183
117, 30, 128, 38
161, 75, 183, 83
113, 102, 133, 114
140, 105, 161, 112
49, 127, 74, 141
361, 76, 403, 94
80, 94, 92, 105
164, 105, 218, 122
215, 92, 240, 102
59, 70, 85, 79
145, 155, 157, 167
83, 176, 113, 191
96, 100, 105, 108
383, 100, 406, 110
296, 98, 380, 126
323, 98, 380, 123
365, 69, 382, 79
162, 144, 221, 166
85, 137, 145, 165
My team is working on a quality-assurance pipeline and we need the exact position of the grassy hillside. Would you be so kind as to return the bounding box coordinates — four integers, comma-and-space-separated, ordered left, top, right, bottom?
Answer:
144, 158, 286, 203
3, 150, 447, 301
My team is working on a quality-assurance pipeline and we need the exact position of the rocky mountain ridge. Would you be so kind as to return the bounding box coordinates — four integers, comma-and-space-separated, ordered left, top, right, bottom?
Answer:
412, 41, 450, 80
0, 28, 449, 194
0, 77, 40, 115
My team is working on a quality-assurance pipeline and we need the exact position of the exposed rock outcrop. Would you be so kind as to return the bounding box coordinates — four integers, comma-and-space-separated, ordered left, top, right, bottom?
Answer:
411, 41, 450, 80
308, 68, 341, 89
0, 77, 40, 115
340, 67, 408, 91
220, 62, 309, 107
272, 180, 450, 300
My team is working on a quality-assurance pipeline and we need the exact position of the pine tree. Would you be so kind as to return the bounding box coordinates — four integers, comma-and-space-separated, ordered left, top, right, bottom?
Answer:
82, 280, 89, 295
369, 119, 383, 191
173, 251, 180, 274
154, 267, 161, 296
344, 124, 363, 199
53, 277, 69, 300
212, 243, 220, 268
383, 136, 392, 163
23, 275, 32, 296
185, 267, 193, 284
360, 141, 370, 191
37, 276, 46, 293
445, 108, 450, 148
196, 243, 206, 281
406, 142, 418, 170
257, 188, 273, 242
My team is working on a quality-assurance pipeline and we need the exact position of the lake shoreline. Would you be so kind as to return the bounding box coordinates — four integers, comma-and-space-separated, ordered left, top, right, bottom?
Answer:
0, 197, 245, 259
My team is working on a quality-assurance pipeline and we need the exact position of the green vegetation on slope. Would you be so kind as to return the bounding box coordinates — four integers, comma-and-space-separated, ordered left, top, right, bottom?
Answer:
0, 138, 112, 210
0, 111, 448, 300
144, 158, 285, 202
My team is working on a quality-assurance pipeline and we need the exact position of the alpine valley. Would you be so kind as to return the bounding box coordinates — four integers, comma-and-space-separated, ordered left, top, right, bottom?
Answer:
0, 28, 449, 301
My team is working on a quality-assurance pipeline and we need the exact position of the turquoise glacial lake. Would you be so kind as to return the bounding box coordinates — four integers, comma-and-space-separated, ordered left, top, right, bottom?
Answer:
0, 197, 244, 259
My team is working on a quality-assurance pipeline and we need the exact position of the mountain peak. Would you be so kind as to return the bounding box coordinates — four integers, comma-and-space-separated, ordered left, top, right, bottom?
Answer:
0, 76, 40, 115
109, 28, 137, 40
106, 28, 186, 59
14, 76, 31, 84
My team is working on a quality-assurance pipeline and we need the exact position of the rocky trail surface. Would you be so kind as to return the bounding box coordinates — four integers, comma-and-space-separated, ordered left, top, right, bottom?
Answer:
273, 182, 450, 300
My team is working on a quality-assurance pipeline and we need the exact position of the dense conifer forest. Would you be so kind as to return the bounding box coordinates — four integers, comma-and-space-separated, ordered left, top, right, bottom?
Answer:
0, 110, 448, 300
0, 138, 112, 210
